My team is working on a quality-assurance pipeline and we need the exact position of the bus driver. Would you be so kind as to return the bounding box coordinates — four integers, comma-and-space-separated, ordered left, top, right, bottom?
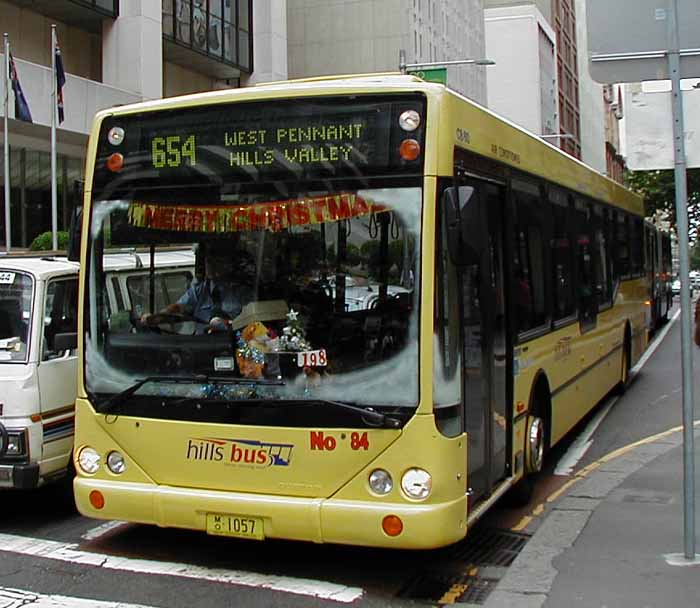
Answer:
143, 242, 254, 333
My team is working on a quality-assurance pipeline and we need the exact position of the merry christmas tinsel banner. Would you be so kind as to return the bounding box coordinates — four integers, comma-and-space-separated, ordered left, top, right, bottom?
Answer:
127, 193, 388, 233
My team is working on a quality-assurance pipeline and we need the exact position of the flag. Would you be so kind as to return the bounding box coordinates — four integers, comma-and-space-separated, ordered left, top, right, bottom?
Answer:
55, 38, 66, 124
9, 53, 32, 123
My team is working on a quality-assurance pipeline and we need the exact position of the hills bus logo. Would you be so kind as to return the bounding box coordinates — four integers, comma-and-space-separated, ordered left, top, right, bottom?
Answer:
186, 437, 294, 468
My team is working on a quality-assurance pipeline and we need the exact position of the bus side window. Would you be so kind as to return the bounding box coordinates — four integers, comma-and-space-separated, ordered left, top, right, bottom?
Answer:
592, 205, 612, 309
512, 180, 548, 334
550, 188, 576, 322
614, 211, 630, 279
575, 199, 597, 331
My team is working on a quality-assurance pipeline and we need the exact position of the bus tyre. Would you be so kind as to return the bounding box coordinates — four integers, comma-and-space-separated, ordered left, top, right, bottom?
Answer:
616, 341, 631, 395
508, 415, 544, 507
525, 416, 544, 474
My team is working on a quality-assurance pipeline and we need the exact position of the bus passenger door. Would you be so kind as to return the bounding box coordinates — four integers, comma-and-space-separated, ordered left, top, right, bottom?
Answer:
458, 179, 508, 503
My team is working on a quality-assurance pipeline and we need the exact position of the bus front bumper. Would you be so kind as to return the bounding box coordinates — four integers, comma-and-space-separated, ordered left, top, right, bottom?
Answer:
74, 477, 467, 549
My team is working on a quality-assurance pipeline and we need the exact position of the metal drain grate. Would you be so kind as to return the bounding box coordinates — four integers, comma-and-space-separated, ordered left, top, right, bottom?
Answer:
447, 528, 530, 567
398, 571, 498, 605
456, 577, 498, 604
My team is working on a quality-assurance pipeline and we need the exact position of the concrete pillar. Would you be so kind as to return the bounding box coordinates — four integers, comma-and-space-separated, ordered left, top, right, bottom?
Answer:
242, 0, 288, 86
102, 0, 163, 100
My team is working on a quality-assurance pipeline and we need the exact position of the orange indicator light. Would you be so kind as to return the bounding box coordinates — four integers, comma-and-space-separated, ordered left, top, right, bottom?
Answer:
89, 490, 105, 510
382, 514, 404, 537
106, 152, 124, 172
516, 401, 526, 413
399, 139, 421, 161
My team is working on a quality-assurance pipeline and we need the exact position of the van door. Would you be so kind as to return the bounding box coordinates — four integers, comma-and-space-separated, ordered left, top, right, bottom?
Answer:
37, 276, 79, 474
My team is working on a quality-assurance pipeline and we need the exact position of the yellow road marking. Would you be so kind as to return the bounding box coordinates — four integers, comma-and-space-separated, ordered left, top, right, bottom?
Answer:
437, 566, 479, 605
511, 421, 699, 532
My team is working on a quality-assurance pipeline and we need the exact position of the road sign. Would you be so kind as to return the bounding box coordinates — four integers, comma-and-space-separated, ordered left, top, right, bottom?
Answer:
622, 84, 700, 170
586, 0, 700, 83
407, 67, 447, 85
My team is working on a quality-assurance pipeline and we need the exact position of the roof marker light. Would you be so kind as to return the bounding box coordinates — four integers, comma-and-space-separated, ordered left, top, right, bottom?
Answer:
106, 153, 124, 172
399, 139, 421, 161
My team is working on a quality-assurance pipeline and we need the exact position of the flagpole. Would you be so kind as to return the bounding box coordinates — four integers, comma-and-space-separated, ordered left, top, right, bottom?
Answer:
3, 33, 10, 253
50, 24, 57, 251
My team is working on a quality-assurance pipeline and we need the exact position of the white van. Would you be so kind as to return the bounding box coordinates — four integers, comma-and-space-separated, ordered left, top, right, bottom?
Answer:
0, 250, 194, 489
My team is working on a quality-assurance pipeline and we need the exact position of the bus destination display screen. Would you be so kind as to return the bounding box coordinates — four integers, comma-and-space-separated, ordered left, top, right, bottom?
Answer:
94, 95, 426, 192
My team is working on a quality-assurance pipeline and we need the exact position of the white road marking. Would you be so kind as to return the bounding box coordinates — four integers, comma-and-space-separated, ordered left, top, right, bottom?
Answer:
0, 585, 154, 607
81, 520, 129, 541
554, 397, 618, 475
632, 307, 680, 373
555, 309, 680, 476
0, 533, 363, 604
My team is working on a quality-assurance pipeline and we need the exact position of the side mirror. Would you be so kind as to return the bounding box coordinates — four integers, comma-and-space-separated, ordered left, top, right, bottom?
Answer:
54, 332, 77, 352
67, 206, 83, 262
442, 186, 481, 266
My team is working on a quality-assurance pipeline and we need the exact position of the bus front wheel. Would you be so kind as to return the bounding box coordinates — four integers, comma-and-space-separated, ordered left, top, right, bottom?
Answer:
508, 415, 545, 506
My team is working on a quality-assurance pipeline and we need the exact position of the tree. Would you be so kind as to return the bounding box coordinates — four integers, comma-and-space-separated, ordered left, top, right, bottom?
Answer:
626, 168, 700, 240
690, 239, 700, 271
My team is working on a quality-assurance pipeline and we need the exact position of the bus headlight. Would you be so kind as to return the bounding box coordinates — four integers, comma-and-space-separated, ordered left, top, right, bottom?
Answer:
368, 469, 393, 495
401, 468, 432, 500
106, 451, 126, 475
78, 447, 101, 474
398, 109, 421, 131
107, 126, 125, 146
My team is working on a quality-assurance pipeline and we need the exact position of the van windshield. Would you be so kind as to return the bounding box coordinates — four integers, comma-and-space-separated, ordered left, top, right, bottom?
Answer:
0, 271, 33, 363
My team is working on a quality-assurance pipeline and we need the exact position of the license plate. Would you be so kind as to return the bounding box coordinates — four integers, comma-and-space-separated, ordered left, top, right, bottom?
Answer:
206, 513, 264, 540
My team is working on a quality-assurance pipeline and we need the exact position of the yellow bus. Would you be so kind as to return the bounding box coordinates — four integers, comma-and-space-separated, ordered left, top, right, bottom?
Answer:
71, 74, 650, 549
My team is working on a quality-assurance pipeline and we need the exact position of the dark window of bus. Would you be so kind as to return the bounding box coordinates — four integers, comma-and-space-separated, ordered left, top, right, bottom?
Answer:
592, 204, 612, 308
434, 180, 464, 438
575, 198, 597, 329
512, 179, 548, 334
613, 211, 630, 279
549, 187, 576, 321
630, 217, 644, 276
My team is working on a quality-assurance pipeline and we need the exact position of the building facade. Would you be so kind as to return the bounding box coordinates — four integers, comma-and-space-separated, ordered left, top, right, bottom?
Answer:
0, 0, 287, 249
573, 0, 604, 173
484, 3, 558, 137
551, 0, 580, 159
287, 0, 488, 105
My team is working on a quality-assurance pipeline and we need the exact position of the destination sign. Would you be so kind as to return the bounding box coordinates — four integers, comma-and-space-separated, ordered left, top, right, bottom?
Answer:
93, 95, 426, 191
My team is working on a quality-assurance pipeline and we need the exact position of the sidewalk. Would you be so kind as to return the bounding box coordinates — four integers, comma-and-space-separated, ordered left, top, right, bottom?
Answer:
478, 426, 700, 608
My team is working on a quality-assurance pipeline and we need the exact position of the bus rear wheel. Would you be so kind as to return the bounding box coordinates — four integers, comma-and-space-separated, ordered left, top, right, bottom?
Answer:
616, 340, 631, 394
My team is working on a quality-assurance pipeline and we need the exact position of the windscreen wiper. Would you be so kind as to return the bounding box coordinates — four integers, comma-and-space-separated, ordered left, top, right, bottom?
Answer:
97, 375, 284, 414
310, 400, 403, 428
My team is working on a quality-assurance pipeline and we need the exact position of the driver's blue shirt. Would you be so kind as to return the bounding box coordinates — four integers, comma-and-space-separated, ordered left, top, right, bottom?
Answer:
177, 279, 252, 333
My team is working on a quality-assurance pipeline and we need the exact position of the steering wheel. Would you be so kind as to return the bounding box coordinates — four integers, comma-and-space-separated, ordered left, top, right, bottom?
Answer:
140, 311, 192, 334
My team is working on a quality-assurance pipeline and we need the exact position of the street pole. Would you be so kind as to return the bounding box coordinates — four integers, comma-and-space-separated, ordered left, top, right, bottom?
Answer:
666, 0, 697, 564
3, 33, 10, 252
50, 24, 58, 252
399, 50, 495, 72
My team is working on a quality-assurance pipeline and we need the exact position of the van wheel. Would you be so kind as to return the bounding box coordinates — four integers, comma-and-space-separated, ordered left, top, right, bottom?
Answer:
508, 415, 544, 507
